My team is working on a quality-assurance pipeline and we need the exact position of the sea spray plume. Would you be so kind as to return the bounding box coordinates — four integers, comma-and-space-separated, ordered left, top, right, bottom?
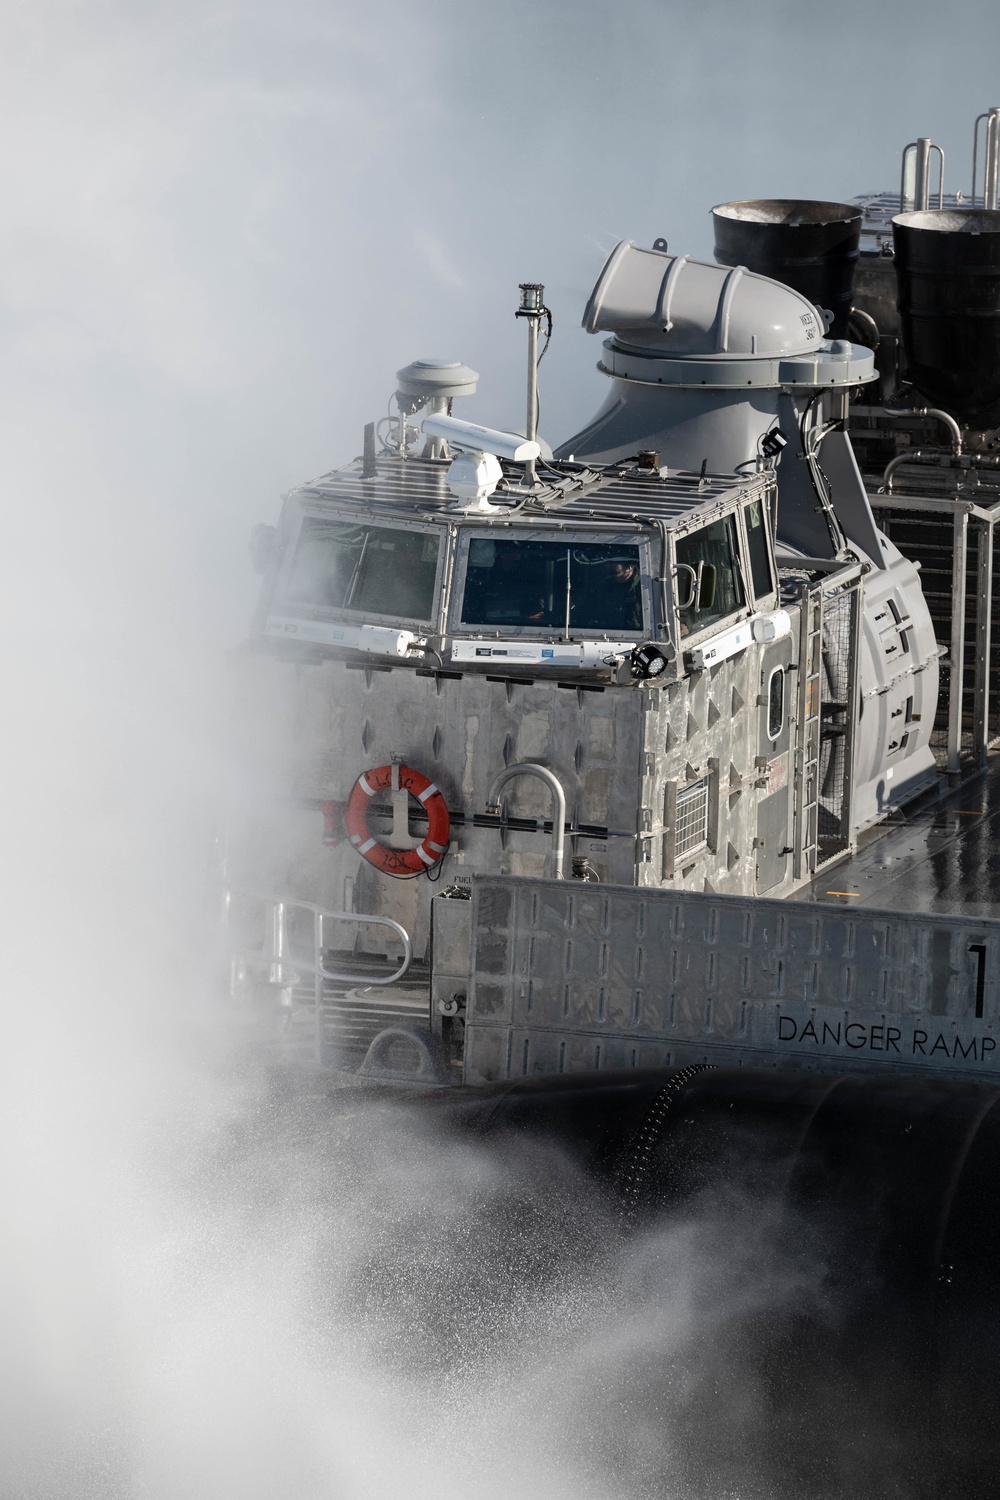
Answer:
191, 1080, 839, 1500
0, 1033, 903, 1500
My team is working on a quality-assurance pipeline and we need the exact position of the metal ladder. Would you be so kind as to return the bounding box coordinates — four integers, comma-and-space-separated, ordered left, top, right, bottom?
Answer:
794, 586, 824, 882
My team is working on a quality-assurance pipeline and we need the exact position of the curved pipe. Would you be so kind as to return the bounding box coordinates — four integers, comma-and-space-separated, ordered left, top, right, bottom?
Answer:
867, 405, 963, 453
884, 448, 1000, 492
848, 306, 880, 348
486, 763, 567, 879
884, 450, 955, 493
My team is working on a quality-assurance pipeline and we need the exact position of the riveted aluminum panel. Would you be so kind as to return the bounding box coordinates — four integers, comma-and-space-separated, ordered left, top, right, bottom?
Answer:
465, 876, 1000, 1085
224, 652, 649, 961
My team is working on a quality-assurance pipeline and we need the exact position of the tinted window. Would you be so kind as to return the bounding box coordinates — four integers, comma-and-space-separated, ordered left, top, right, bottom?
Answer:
675, 516, 744, 637
284, 519, 440, 622
460, 538, 643, 632
745, 499, 773, 600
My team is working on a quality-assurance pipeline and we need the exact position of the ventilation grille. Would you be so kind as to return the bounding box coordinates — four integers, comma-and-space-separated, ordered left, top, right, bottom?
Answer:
675, 777, 710, 858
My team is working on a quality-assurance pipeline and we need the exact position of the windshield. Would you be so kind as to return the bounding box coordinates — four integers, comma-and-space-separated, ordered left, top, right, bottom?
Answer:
283, 518, 440, 622
460, 538, 644, 632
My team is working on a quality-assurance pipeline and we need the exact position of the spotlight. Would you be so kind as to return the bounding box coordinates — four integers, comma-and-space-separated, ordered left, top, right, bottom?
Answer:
632, 643, 671, 679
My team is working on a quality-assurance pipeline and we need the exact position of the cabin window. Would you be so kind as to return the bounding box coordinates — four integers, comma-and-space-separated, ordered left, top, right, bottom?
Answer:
744, 499, 774, 601
767, 667, 784, 739
283, 519, 440, 622
674, 515, 744, 636
675, 777, 710, 858
459, 538, 644, 633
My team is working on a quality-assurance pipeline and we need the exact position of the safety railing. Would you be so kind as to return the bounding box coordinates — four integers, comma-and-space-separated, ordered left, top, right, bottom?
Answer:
222, 889, 413, 1007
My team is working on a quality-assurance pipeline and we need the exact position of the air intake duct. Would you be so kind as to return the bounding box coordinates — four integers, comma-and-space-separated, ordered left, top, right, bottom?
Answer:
712, 199, 862, 337
893, 208, 1000, 425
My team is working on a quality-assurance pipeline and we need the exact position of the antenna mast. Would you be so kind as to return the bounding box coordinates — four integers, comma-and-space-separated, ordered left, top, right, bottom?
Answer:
517, 282, 546, 486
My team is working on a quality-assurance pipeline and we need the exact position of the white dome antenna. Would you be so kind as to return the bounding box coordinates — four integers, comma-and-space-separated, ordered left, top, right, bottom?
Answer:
390, 358, 479, 459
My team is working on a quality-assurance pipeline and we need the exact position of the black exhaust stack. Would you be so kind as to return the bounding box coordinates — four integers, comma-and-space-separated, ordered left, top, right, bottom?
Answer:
712, 198, 862, 337
893, 208, 1000, 426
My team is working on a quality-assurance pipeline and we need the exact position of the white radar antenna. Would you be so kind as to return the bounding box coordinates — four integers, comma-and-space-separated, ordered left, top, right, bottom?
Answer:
420, 412, 541, 511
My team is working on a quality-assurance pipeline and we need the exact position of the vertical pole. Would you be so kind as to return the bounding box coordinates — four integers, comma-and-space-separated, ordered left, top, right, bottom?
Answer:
841, 581, 862, 851
517, 283, 545, 488
525, 313, 538, 486
987, 110, 1000, 211
268, 900, 286, 985
948, 509, 969, 774
362, 422, 377, 478
914, 137, 932, 211
792, 599, 810, 883
268, 899, 294, 1023
974, 518, 994, 767
901, 144, 915, 213
314, 909, 325, 1067
421, 394, 449, 459
808, 591, 823, 871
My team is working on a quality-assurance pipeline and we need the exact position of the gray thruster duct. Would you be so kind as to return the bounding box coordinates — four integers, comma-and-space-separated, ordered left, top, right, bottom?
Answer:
558, 240, 939, 833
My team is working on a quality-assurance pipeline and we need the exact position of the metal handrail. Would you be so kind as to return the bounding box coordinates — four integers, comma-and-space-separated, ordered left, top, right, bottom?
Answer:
900, 138, 944, 213
224, 889, 413, 989
973, 109, 1000, 210
485, 763, 567, 879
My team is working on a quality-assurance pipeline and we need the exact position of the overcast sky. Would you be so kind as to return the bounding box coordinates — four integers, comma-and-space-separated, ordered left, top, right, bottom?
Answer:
4, 0, 1000, 643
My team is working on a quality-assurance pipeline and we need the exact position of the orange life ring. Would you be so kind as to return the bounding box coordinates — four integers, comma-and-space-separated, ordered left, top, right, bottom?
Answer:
345, 763, 451, 879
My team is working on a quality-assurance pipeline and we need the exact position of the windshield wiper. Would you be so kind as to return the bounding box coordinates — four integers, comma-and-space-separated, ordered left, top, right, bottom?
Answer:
343, 530, 371, 609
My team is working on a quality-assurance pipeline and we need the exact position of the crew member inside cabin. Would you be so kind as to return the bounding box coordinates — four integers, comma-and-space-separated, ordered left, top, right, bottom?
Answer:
461, 537, 644, 633
596, 557, 642, 630
526, 556, 640, 629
